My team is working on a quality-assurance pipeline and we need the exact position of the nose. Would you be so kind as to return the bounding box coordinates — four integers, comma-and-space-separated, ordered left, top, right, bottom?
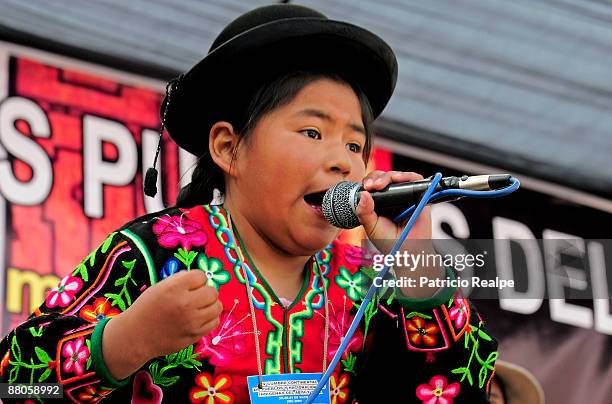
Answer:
325, 141, 352, 177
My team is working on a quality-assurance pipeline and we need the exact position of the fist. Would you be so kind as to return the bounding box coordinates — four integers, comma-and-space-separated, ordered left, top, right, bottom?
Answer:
356, 171, 433, 255
122, 270, 223, 359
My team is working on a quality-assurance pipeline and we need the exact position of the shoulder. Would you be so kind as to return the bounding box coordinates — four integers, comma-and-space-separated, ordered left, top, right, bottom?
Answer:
114, 204, 220, 263
117, 204, 217, 241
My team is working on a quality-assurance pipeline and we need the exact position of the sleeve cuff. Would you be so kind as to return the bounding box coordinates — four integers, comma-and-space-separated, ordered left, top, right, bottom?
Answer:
91, 317, 131, 388
393, 265, 457, 310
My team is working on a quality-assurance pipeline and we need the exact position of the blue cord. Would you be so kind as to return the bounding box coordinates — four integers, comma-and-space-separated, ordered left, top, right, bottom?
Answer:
393, 176, 520, 223
305, 173, 520, 403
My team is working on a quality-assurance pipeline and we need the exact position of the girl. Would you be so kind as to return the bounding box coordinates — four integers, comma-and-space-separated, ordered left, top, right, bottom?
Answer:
0, 4, 497, 403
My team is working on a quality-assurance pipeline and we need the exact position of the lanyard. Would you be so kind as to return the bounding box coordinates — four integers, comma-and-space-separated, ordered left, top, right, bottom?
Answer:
226, 212, 329, 389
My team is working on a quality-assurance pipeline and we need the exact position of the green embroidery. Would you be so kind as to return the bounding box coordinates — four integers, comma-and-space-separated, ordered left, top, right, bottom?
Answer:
341, 352, 357, 375
405, 311, 433, 320
361, 294, 379, 350
84, 339, 92, 370
72, 232, 117, 282
101, 232, 116, 254
360, 266, 395, 303
451, 321, 497, 388
174, 248, 198, 269
28, 326, 44, 337
7, 336, 55, 384
287, 271, 327, 372
197, 253, 230, 290
121, 229, 158, 285
335, 266, 366, 301
149, 345, 202, 387
105, 259, 137, 311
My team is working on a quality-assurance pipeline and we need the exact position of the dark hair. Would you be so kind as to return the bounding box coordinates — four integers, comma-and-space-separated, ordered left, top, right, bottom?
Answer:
175, 70, 374, 208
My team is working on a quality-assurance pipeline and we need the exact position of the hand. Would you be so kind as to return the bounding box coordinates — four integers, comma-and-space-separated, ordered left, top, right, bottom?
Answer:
356, 171, 444, 298
356, 171, 433, 255
102, 270, 222, 379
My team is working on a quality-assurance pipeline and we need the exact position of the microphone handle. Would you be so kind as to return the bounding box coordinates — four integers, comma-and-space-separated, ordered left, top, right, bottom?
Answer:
357, 177, 464, 219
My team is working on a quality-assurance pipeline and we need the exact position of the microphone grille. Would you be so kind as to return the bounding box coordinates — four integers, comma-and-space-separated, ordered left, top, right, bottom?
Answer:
322, 181, 361, 229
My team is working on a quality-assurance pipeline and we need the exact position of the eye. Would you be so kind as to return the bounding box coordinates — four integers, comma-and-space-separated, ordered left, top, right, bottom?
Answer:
301, 129, 321, 139
347, 143, 362, 153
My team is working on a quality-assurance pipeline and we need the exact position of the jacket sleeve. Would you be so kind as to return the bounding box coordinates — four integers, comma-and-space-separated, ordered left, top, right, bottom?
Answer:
353, 266, 498, 403
0, 229, 155, 402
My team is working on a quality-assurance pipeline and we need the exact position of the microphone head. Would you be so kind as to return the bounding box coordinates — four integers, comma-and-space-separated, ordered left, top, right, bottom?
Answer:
322, 181, 362, 229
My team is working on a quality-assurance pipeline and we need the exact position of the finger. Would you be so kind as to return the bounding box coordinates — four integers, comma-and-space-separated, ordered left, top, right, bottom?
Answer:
192, 285, 219, 309
362, 171, 400, 191
180, 270, 208, 291
196, 312, 221, 336
355, 191, 379, 239
390, 171, 424, 182
368, 171, 400, 191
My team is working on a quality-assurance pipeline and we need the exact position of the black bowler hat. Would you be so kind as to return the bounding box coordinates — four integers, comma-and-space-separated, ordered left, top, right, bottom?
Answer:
162, 3, 398, 156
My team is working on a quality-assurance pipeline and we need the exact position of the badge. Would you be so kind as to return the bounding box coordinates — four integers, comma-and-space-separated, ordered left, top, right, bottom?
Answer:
247, 372, 330, 404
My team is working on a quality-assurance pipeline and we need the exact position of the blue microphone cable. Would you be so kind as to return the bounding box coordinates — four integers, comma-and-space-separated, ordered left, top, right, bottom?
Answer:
305, 172, 520, 403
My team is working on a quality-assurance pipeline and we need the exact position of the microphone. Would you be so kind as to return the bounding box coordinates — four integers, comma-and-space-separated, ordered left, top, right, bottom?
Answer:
321, 174, 512, 229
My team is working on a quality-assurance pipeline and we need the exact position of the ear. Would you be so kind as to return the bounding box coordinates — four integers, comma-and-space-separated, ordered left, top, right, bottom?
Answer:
209, 121, 240, 177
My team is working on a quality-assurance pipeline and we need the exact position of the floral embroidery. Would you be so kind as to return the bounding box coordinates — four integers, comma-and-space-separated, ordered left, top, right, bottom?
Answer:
324, 297, 364, 360
416, 375, 460, 404
61, 337, 89, 376
197, 253, 230, 290
132, 370, 163, 404
76, 385, 113, 403
189, 373, 234, 404
45, 275, 83, 308
153, 214, 207, 250
329, 372, 350, 404
195, 308, 247, 366
79, 297, 121, 323
335, 267, 366, 301
406, 317, 440, 347
161, 257, 184, 280
449, 299, 468, 329
343, 244, 374, 267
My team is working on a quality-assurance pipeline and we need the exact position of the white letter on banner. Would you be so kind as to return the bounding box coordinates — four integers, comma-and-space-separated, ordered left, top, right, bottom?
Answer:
0, 97, 52, 205
493, 216, 544, 314
543, 229, 593, 329
83, 115, 137, 218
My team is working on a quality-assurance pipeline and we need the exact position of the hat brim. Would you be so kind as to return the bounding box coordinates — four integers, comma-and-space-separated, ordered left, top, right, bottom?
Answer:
164, 17, 398, 156
494, 360, 545, 404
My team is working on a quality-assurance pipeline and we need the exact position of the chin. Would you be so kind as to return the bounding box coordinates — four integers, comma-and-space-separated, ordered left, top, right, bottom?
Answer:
295, 228, 339, 253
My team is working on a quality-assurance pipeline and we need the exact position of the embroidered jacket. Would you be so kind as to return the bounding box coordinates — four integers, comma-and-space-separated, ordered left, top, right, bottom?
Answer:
0, 204, 498, 403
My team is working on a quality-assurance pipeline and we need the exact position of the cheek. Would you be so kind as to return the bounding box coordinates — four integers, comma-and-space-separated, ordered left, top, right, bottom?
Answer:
350, 156, 367, 181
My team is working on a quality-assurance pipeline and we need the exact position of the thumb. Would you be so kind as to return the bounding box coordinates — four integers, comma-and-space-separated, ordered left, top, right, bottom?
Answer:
179, 269, 208, 291
355, 191, 379, 239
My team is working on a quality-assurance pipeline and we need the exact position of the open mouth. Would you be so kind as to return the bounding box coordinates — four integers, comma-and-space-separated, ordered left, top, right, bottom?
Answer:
303, 190, 326, 207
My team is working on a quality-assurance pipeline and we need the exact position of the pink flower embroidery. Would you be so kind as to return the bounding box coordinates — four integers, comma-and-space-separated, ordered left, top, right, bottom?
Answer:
416, 375, 460, 404
62, 337, 89, 376
343, 244, 374, 267
153, 214, 207, 250
194, 307, 247, 366
46, 275, 83, 308
449, 299, 468, 329
323, 297, 364, 360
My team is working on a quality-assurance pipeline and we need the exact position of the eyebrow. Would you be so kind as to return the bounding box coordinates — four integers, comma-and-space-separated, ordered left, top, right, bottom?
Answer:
293, 108, 366, 136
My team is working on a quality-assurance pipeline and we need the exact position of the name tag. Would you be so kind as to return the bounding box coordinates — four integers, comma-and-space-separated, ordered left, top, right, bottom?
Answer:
247, 373, 330, 404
